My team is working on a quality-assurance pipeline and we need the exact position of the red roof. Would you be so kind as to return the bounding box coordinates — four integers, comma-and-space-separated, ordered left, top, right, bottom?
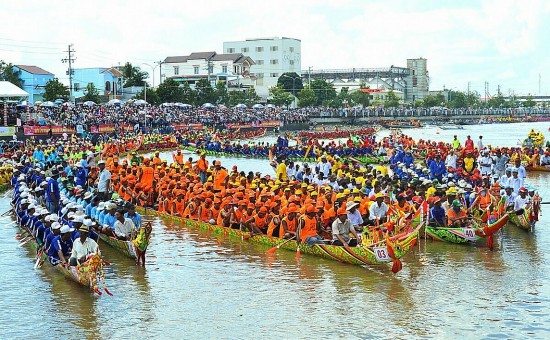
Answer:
15, 65, 53, 75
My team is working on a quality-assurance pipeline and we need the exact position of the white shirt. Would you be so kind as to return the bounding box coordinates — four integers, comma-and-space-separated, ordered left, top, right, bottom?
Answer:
70, 237, 99, 260
510, 177, 523, 194
97, 169, 111, 192
479, 156, 493, 175
347, 209, 363, 226
114, 218, 135, 238
317, 161, 331, 177
445, 154, 458, 168
514, 195, 529, 210
369, 202, 388, 220
517, 165, 526, 180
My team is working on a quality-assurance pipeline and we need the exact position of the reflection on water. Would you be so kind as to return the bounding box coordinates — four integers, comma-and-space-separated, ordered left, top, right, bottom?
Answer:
2, 124, 550, 338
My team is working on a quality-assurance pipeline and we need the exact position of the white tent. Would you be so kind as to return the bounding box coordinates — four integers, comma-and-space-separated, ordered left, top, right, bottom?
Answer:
0, 81, 29, 98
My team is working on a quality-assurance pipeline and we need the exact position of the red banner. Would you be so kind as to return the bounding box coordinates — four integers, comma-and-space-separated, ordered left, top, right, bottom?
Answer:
173, 123, 204, 131
225, 120, 282, 129
24, 125, 76, 136
89, 124, 134, 134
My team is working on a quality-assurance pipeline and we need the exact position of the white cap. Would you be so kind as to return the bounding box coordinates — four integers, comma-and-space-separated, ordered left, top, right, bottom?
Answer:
49, 214, 59, 222
61, 207, 68, 215
74, 216, 84, 223
20, 192, 28, 198
67, 212, 75, 219
83, 219, 93, 227
60, 225, 74, 234
20, 199, 29, 204
51, 222, 61, 230
28, 204, 36, 209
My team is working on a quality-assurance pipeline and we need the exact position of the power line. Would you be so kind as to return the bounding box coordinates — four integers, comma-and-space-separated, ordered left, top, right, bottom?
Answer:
62, 44, 76, 101
0, 37, 66, 45
0, 47, 63, 55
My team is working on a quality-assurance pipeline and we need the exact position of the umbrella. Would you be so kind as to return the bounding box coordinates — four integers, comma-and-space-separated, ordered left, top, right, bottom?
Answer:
235, 103, 247, 109
34, 101, 43, 106
41, 101, 55, 107
134, 99, 147, 106
202, 103, 215, 108
266, 104, 276, 109
54, 98, 65, 104
252, 104, 264, 109
107, 99, 123, 106
83, 101, 97, 107
161, 103, 173, 107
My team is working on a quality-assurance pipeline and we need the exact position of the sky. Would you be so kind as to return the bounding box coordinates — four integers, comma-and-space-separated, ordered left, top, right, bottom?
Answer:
1, 0, 549, 97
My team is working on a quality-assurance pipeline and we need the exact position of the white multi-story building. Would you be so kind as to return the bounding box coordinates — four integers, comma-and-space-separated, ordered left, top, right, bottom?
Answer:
223, 37, 301, 97
162, 51, 255, 89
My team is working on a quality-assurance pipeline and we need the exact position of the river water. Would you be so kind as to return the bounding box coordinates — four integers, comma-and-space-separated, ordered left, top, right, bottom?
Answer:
1, 123, 550, 339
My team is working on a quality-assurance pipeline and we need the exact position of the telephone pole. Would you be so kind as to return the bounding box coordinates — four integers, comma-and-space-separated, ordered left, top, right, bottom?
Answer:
62, 44, 76, 101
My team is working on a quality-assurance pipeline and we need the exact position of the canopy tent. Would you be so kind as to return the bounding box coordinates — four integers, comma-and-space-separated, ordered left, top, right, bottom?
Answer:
0, 81, 29, 98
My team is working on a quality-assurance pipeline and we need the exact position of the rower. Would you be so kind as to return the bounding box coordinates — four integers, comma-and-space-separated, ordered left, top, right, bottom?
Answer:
503, 185, 516, 210
332, 206, 361, 247
48, 225, 74, 266
447, 200, 467, 227
69, 224, 99, 266
513, 187, 530, 213
297, 205, 324, 246
113, 210, 136, 240
346, 200, 364, 232
369, 193, 388, 224
429, 197, 447, 227
124, 204, 142, 228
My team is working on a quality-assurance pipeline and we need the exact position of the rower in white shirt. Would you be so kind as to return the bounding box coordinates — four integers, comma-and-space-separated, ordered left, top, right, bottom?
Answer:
514, 187, 530, 212
69, 225, 99, 266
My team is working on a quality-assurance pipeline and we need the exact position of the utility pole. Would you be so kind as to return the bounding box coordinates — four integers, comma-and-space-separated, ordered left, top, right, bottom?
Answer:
308, 66, 312, 86
62, 44, 76, 102
156, 60, 163, 85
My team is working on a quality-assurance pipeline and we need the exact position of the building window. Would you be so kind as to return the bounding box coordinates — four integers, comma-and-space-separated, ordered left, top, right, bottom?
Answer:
174, 66, 179, 75
412, 76, 418, 87
227, 48, 235, 53
194, 66, 199, 75
222, 65, 228, 73
255, 47, 263, 52
270, 46, 278, 52
241, 47, 249, 53
208, 65, 213, 73
74, 83, 80, 91
289, 60, 295, 65
270, 59, 278, 65
256, 60, 264, 65
256, 73, 264, 78
289, 47, 294, 52
270, 73, 278, 77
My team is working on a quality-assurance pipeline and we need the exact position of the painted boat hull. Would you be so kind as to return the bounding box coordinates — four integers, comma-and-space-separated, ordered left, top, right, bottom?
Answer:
425, 214, 508, 244
508, 210, 533, 230
526, 165, 550, 172
137, 207, 422, 269
98, 234, 137, 259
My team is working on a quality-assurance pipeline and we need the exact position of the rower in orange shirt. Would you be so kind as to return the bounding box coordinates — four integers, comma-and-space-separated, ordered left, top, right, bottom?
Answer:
447, 199, 467, 227
212, 161, 228, 192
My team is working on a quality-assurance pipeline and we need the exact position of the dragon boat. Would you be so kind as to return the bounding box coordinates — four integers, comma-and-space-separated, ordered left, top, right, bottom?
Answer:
14, 218, 112, 295
137, 207, 422, 273
508, 207, 537, 231
181, 145, 384, 164
424, 213, 509, 250
97, 222, 152, 266
525, 164, 550, 172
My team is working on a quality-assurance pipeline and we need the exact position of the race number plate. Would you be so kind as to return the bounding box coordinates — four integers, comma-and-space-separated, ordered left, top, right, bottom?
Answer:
373, 247, 390, 262
462, 227, 477, 241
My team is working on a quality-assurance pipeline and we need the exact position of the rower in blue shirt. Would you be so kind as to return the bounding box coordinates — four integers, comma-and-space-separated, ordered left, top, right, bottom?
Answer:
48, 225, 74, 266
429, 197, 447, 227
124, 205, 142, 228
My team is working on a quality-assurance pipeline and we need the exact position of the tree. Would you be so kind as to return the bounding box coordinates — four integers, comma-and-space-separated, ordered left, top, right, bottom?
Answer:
310, 79, 336, 106
349, 89, 371, 107
277, 72, 303, 96
121, 62, 148, 87
133, 87, 160, 105
524, 95, 536, 108
228, 90, 247, 107
383, 89, 400, 108
43, 78, 69, 101
0, 61, 23, 88
297, 85, 317, 107
156, 78, 184, 103
82, 83, 101, 103
487, 93, 505, 108
448, 90, 467, 108
269, 85, 294, 107
465, 91, 481, 108
422, 93, 446, 107
181, 81, 195, 105
244, 87, 260, 107
215, 81, 229, 105
194, 79, 216, 105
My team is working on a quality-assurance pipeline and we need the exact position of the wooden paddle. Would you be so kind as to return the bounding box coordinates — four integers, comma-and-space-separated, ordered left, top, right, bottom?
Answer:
266, 236, 296, 253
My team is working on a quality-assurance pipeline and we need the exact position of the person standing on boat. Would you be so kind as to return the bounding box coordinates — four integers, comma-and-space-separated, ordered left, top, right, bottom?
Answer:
513, 158, 526, 180
493, 149, 509, 178
509, 168, 523, 194
478, 150, 493, 176
97, 160, 111, 201
464, 135, 474, 151
69, 224, 99, 266
477, 136, 484, 151
445, 149, 458, 169
452, 135, 461, 149
45, 169, 60, 214
332, 207, 360, 247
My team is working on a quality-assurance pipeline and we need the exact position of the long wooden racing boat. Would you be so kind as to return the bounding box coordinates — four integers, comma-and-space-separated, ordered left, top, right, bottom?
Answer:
14, 215, 111, 295
508, 208, 535, 231
97, 222, 152, 264
137, 207, 422, 273
526, 164, 550, 172
425, 213, 509, 250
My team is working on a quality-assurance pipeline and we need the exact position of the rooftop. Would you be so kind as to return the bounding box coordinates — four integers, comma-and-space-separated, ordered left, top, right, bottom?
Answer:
15, 65, 53, 75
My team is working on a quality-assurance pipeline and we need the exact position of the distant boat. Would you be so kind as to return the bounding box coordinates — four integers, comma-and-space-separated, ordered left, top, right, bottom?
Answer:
439, 125, 464, 130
